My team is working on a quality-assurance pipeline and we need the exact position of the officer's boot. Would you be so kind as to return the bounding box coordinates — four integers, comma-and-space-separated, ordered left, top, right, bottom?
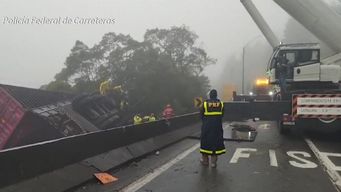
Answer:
200, 154, 209, 166
211, 155, 217, 168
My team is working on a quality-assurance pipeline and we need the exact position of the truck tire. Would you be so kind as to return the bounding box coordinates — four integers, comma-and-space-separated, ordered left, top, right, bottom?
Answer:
316, 119, 341, 133
278, 120, 290, 134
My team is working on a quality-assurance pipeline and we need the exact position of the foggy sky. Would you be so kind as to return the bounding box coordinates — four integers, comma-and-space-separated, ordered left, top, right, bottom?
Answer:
0, 0, 290, 89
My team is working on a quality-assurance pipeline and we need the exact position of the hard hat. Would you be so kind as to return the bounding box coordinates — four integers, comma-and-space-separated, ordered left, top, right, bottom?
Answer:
108, 78, 114, 84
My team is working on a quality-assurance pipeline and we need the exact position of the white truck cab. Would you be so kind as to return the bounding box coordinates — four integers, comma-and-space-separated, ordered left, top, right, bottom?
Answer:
267, 43, 341, 85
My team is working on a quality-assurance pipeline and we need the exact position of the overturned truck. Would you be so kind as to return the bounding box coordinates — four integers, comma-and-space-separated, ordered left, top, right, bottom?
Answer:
0, 84, 128, 150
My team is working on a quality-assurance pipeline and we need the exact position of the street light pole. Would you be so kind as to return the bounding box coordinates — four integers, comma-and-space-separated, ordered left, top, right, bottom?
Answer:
242, 47, 245, 94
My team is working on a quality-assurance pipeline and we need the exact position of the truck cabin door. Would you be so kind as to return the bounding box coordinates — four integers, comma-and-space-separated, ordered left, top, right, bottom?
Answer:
273, 50, 296, 83
293, 49, 320, 82
267, 49, 279, 84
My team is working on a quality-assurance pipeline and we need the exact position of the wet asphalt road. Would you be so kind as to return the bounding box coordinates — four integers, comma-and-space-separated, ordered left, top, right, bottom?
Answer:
129, 121, 341, 192
75, 120, 341, 192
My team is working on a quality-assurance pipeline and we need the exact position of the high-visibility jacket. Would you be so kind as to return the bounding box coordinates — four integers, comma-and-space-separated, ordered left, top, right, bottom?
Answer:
133, 115, 143, 125
203, 100, 224, 116
142, 115, 156, 122
100, 80, 123, 96
143, 116, 150, 122
100, 80, 110, 95
148, 116, 156, 122
199, 99, 225, 155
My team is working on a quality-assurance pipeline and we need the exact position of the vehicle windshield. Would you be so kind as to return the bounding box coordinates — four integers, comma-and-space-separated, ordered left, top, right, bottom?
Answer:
268, 48, 280, 70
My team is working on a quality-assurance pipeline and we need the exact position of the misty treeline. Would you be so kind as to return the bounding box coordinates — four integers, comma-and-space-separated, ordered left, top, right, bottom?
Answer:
43, 26, 215, 114
215, 39, 272, 94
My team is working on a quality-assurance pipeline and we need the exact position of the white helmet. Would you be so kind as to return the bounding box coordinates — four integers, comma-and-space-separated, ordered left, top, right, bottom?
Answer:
108, 78, 114, 85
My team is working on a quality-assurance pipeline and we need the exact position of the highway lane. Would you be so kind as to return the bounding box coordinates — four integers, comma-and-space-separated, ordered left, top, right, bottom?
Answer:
304, 127, 341, 189
75, 121, 341, 192
125, 121, 338, 192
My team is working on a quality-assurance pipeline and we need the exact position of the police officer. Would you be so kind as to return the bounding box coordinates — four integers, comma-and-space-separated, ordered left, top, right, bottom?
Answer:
277, 54, 289, 98
200, 89, 225, 168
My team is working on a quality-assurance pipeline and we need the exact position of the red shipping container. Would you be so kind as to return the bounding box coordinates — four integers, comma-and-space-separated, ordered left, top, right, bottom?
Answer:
0, 88, 25, 149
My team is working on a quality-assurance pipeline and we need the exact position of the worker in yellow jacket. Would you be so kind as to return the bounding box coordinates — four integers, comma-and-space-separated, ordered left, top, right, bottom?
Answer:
143, 113, 156, 123
99, 79, 123, 96
133, 114, 143, 125
148, 113, 156, 122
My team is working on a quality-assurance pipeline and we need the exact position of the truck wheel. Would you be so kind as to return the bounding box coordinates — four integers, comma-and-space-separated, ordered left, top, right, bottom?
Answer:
278, 121, 290, 134
315, 118, 341, 133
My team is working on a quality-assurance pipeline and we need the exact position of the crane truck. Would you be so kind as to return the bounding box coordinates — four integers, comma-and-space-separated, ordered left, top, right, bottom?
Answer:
241, 0, 341, 133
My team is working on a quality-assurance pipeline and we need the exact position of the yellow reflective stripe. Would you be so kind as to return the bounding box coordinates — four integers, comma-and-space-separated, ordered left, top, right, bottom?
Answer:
216, 149, 226, 154
203, 101, 224, 116
200, 149, 213, 154
200, 149, 226, 154
203, 101, 208, 114
204, 112, 222, 115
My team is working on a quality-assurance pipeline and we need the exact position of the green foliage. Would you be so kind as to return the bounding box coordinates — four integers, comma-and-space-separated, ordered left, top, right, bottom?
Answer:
144, 26, 216, 75
44, 80, 73, 93
48, 26, 215, 114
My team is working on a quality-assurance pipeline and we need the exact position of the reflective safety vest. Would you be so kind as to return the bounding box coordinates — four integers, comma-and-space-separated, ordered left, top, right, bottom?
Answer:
133, 115, 143, 125
148, 116, 156, 122
99, 81, 123, 96
203, 101, 224, 116
99, 80, 110, 95
143, 116, 150, 122
143, 115, 156, 122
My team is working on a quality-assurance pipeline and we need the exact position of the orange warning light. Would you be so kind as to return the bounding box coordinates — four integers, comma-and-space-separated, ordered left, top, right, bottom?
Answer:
256, 78, 269, 86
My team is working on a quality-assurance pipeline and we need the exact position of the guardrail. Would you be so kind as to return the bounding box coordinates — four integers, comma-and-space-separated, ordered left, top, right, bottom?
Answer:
0, 112, 200, 188
0, 100, 290, 188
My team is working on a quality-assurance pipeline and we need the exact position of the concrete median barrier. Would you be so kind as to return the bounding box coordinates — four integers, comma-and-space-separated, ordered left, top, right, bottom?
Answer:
0, 112, 200, 188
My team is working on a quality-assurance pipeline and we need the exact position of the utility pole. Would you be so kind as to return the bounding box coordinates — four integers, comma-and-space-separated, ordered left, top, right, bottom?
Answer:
242, 47, 245, 94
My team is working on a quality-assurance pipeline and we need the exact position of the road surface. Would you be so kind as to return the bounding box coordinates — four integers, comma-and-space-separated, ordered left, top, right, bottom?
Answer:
75, 120, 341, 192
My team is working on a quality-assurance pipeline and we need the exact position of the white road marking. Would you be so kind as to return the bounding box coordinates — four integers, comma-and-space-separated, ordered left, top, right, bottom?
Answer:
230, 148, 257, 163
320, 152, 341, 171
121, 123, 230, 192
305, 138, 341, 191
286, 151, 317, 168
120, 143, 200, 192
269, 149, 278, 167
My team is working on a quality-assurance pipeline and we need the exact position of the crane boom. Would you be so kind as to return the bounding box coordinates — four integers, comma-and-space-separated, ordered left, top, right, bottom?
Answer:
274, 0, 341, 54
240, 0, 280, 48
